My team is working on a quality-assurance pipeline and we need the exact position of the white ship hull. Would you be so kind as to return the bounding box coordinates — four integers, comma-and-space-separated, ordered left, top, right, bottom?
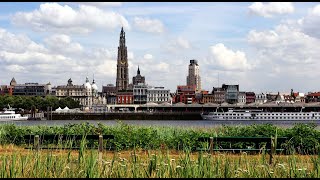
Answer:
201, 110, 320, 121
0, 110, 29, 121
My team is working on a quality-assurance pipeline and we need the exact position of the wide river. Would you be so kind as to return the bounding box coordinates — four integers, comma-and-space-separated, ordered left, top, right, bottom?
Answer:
0, 120, 320, 129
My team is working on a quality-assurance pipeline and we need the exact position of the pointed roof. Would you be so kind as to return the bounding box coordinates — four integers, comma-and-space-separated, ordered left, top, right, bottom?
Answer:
10, 77, 16, 83
137, 65, 140, 75
120, 26, 125, 37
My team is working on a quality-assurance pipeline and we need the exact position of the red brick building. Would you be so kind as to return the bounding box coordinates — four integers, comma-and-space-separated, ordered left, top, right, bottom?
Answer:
306, 92, 320, 103
175, 85, 196, 104
245, 92, 255, 104
116, 90, 133, 104
0, 85, 13, 96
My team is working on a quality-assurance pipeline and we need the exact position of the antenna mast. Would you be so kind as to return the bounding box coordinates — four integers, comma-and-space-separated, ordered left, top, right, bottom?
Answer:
218, 72, 220, 87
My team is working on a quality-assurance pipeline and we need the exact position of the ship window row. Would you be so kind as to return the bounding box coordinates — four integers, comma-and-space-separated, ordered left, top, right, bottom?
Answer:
217, 113, 315, 116
221, 116, 317, 120
0, 116, 15, 119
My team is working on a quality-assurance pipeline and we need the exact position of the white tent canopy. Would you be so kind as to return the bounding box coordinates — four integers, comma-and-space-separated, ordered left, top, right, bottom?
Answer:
63, 106, 69, 110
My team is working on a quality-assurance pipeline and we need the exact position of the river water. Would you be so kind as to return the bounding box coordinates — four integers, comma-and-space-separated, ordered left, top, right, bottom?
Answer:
0, 120, 319, 129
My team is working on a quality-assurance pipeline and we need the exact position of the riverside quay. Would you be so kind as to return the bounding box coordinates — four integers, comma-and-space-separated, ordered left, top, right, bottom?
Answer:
89, 102, 320, 113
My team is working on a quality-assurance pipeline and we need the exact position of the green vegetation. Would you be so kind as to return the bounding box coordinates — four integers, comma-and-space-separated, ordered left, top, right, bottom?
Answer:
0, 95, 80, 111
0, 123, 319, 178
0, 122, 319, 154
0, 147, 319, 178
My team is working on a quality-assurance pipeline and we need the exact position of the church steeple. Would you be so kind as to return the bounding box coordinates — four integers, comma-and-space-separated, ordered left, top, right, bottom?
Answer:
119, 26, 126, 47
137, 65, 140, 75
116, 27, 129, 91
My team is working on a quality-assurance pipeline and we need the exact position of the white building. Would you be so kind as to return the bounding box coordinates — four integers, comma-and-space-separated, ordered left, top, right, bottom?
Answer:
186, 59, 201, 92
133, 83, 148, 104
255, 93, 267, 104
54, 77, 105, 110
147, 86, 171, 104
238, 91, 246, 104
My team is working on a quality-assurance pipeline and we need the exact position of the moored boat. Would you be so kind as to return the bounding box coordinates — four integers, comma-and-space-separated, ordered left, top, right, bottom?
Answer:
201, 109, 319, 121
0, 109, 28, 121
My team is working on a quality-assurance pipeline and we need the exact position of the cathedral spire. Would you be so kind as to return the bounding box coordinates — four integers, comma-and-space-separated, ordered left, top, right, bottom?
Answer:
116, 27, 129, 91
119, 26, 126, 48
137, 65, 140, 75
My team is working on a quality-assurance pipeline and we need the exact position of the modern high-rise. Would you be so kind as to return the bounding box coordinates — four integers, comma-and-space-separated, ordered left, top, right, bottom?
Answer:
116, 27, 129, 91
186, 59, 201, 92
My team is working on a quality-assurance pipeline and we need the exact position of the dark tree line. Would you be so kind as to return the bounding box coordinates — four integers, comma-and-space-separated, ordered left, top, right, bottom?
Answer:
0, 95, 81, 111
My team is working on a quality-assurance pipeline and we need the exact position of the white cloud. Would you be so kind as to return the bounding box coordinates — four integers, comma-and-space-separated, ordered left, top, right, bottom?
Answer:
245, 23, 320, 92
44, 34, 83, 54
0, 28, 46, 53
247, 24, 320, 65
248, 2, 294, 18
143, 53, 153, 60
165, 36, 191, 53
75, 2, 122, 7
11, 3, 130, 33
207, 43, 251, 71
0, 28, 119, 90
176, 37, 191, 49
128, 51, 134, 60
133, 17, 165, 33
5, 65, 26, 73
298, 4, 320, 39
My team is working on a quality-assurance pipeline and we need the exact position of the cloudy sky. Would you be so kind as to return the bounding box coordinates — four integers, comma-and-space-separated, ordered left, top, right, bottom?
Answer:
0, 2, 320, 94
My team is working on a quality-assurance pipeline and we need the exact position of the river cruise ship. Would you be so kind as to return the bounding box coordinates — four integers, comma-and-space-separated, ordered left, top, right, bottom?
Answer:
201, 109, 319, 121
0, 110, 28, 121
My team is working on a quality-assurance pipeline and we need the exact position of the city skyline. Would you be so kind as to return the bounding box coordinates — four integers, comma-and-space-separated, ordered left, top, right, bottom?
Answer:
0, 2, 320, 93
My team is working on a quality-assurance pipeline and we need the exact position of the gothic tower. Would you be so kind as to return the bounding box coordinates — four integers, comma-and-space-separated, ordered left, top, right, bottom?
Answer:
116, 27, 129, 91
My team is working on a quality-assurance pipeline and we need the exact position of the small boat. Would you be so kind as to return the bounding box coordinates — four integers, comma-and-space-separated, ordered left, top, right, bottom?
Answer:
0, 108, 28, 121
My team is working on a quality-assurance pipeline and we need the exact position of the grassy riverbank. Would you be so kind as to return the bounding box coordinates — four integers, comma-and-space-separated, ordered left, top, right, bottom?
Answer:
0, 145, 319, 178
0, 122, 319, 178
0, 122, 319, 154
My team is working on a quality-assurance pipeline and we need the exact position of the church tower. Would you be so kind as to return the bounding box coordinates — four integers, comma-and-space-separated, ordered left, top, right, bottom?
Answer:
116, 27, 129, 91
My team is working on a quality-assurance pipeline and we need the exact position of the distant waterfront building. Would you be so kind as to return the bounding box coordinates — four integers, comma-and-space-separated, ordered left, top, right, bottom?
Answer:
245, 92, 255, 104
116, 27, 129, 91
133, 83, 148, 104
306, 92, 320, 103
132, 66, 145, 85
186, 59, 201, 92
54, 77, 105, 110
116, 90, 133, 104
202, 94, 215, 104
175, 85, 196, 104
195, 90, 209, 104
238, 91, 246, 104
266, 93, 279, 102
212, 87, 226, 104
147, 86, 171, 104
255, 93, 267, 104
10, 77, 17, 86
222, 84, 239, 104
102, 84, 117, 104
0, 85, 13, 96
12, 83, 49, 97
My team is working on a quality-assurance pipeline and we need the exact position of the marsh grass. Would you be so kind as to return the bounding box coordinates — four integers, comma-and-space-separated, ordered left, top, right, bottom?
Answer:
0, 122, 319, 177
0, 145, 319, 178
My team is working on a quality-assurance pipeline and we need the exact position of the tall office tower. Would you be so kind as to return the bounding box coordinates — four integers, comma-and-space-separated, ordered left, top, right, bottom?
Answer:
186, 59, 201, 91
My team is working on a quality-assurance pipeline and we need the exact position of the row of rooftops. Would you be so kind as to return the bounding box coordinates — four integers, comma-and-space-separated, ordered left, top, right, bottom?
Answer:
4, 77, 320, 99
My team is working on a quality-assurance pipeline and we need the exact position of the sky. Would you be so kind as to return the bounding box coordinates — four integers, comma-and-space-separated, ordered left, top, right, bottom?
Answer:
0, 2, 320, 94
